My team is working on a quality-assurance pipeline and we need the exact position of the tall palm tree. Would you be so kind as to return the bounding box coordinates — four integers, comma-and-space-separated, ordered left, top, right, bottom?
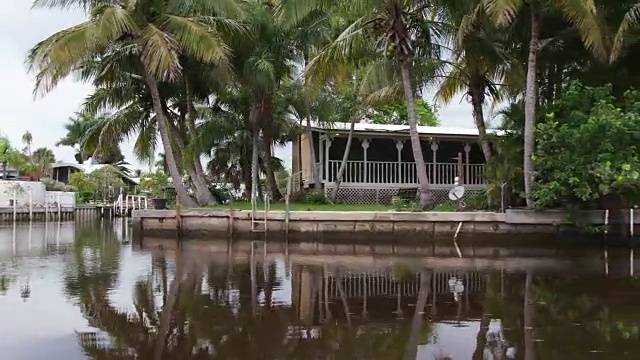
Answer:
27, 0, 243, 207
278, 0, 449, 207
225, 0, 301, 202
21, 131, 33, 158
436, 1, 522, 163
476, 0, 607, 207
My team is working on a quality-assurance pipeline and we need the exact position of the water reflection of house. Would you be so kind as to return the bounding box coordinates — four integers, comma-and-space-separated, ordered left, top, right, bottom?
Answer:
292, 267, 486, 325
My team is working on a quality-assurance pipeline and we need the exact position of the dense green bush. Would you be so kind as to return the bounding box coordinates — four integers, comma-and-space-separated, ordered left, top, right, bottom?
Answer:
534, 83, 640, 209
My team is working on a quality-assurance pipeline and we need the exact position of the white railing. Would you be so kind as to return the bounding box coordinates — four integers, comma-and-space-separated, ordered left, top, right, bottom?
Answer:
113, 194, 148, 215
325, 160, 485, 185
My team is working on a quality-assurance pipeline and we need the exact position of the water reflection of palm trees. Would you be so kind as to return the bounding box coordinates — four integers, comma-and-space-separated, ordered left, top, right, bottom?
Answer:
67, 238, 640, 359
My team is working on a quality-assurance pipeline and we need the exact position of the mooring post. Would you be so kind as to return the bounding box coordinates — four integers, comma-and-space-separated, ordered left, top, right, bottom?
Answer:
630, 208, 634, 237
12, 190, 17, 223
29, 189, 33, 221
229, 193, 235, 239
176, 201, 182, 240
57, 192, 61, 221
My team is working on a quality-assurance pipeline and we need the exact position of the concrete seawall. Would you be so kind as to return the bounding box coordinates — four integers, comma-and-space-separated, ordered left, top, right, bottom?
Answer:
132, 208, 638, 243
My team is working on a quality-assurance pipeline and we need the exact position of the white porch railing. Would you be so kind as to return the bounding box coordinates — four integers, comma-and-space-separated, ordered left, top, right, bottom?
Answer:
325, 160, 485, 185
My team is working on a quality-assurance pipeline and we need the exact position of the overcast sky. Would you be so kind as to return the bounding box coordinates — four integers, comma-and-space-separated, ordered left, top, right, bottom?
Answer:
1, 0, 477, 170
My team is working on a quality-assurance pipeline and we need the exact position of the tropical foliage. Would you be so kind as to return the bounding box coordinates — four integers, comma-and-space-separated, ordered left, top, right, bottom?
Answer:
69, 165, 127, 203
26, 0, 640, 209
0, 135, 56, 180
533, 83, 640, 209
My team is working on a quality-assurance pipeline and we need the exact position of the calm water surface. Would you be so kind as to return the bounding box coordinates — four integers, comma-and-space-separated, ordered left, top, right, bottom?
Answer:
1, 220, 639, 359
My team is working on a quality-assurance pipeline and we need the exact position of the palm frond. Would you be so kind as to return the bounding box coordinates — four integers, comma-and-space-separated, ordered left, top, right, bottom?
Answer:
139, 23, 181, 81
611, 3, 640, 62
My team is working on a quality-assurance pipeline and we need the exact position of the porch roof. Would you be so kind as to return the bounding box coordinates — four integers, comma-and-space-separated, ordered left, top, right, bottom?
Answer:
310, 121, 502, 139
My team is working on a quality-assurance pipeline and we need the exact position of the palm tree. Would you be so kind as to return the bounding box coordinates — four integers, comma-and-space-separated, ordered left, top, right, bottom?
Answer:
278, 0, 449, 207
224, 0, 301, 202
27, 0, 243, 207
32, 147, 56, 179
476, 0, 607, 207
436, 1, 522, 163
21, 131, 33, 158
611, 3, 640, 62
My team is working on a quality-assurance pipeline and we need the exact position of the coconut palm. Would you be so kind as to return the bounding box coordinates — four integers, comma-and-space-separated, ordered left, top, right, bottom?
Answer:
278, 0, 449, 207
32, 147, 56, 179
611, 3, 640, 61
223, 0, 302, 202
27, 0, 244, 207
471, 0, 607, 207
21, 131, 33, 158
435, 1, 523, 163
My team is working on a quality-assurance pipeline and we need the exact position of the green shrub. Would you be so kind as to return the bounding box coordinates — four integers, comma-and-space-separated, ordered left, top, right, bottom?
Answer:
391, 196, 422, 212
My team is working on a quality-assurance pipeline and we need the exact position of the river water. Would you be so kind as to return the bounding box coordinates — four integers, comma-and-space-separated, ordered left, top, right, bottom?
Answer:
0, 220, 639, 359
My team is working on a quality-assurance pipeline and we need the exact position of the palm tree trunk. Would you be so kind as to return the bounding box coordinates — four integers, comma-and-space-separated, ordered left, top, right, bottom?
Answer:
330, 113, 359, 202
250, 104, 261, 205
142, 67, 197, 207
155, 251, 187, 359
260, 103, 283, 201
523, 11, 540, 208
399, 61, 432, 208
264, 140, 282, 200
305, 112, 323, 195
472, 274, 492, 360
405, 269, 431, 360
185, 81, 216, 205
470, 82, 493, 162
524, 271, 535, 360
166, 110, 214, 206
241, 157, 252, 200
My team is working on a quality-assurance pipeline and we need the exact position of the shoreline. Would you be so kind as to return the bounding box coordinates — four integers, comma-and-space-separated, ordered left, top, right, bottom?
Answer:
131, 208, 637, 243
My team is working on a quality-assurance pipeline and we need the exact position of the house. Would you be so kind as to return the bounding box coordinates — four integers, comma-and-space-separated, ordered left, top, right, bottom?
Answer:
291, 122, 491, 204
51, 162, 139, 192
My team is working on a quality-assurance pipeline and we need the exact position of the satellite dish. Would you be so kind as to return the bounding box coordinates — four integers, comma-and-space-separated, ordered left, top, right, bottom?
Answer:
448, 186, 466, 201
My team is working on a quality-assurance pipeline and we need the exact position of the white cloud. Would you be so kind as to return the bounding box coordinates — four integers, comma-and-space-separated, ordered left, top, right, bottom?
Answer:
0, 0, 476, 170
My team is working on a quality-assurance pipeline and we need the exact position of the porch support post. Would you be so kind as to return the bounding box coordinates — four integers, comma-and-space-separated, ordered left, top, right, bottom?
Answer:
324, 136, 332, 185
430, 140, 439, 185
361, 138, 370, 183
464, 143, 471, 184
319, 135, 324, 182
395, 140, 404, 183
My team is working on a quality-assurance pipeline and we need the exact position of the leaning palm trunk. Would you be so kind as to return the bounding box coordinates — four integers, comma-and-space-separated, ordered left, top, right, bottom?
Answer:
167, 114, 212, 206
470, 82, 493, 162
330, 113, 360, 202
399, 61, 433, 208
523, 12, 540, 208
142, 67, 196, 207
154, 251, 188, 359
184, 90, 216, 205
261, 121, 283, 201
405, 269, 431, 360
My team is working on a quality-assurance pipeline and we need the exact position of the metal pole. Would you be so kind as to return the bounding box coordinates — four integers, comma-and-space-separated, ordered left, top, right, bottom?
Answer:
630, 208, 634, 237
57, 192, 61, 220
12, 189, 17, 222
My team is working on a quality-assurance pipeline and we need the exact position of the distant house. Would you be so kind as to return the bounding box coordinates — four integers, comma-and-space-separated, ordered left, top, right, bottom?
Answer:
51, 161, 139, 191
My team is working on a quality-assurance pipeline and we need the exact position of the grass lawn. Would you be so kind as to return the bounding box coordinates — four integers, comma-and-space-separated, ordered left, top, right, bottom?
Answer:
207, 201, 392, 212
